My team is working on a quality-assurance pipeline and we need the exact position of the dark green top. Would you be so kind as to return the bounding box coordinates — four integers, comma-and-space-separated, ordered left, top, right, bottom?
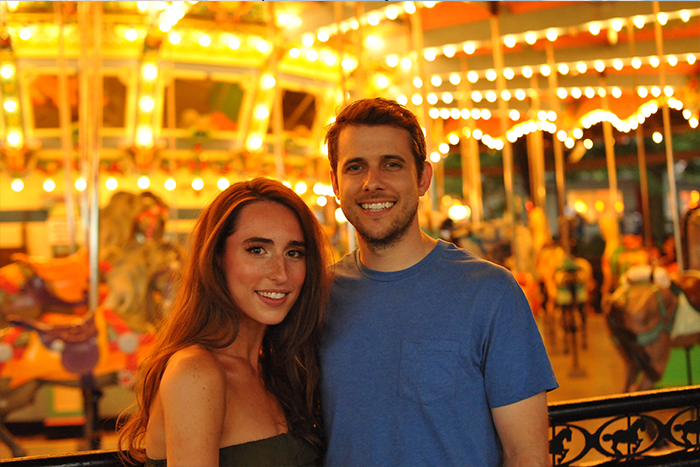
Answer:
144, 433, 319, 467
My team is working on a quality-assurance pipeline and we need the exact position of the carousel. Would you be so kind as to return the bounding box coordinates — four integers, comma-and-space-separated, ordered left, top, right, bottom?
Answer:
0, 0, 698, 460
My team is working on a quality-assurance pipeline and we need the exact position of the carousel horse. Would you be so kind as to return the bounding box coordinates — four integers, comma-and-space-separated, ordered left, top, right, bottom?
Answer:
604, 268, 700, 392
682, 205, 700, 271
536, 244, 595, 353
0, 190, 183, 456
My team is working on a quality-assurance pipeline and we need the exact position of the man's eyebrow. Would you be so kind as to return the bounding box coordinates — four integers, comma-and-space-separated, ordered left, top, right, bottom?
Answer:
288, 240, 307, 248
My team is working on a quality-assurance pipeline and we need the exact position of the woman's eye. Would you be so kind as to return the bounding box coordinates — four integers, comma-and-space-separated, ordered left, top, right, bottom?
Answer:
247, 246, 265, 255
287, 249, 306, 259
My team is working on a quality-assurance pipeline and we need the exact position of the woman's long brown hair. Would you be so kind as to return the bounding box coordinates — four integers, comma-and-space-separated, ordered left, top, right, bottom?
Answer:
118, 177, 331, 463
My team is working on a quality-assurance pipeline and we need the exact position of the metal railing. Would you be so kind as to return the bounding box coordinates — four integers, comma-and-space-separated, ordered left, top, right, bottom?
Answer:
0, 385, 699, 466
548, 385, 700, 466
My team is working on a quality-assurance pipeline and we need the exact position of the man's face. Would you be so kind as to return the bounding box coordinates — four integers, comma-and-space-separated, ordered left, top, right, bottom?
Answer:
330, 125, 431, 250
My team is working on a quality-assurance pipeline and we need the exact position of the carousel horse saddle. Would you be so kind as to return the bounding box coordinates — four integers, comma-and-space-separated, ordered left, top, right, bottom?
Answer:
8, 312, 99, 375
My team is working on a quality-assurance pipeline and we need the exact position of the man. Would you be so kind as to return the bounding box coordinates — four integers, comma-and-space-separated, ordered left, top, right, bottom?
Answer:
321, 98, 558, 466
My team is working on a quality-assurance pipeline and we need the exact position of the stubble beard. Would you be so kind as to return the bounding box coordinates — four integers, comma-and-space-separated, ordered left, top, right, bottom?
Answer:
351, 200, 419, 252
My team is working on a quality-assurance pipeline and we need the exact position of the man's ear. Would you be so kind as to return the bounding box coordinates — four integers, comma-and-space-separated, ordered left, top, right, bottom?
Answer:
330, 169, 340, 198
418, 161, 433, 196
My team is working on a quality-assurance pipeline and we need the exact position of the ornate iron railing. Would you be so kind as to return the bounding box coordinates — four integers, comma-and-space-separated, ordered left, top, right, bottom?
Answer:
548, 385, 700, 466
0, 386, 698, 466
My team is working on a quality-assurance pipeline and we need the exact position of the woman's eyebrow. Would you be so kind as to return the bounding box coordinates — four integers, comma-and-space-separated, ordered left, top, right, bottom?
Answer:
244, 237, 273, 244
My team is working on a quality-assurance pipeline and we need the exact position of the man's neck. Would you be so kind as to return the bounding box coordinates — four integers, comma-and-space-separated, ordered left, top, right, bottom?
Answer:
357, 228, 438, 272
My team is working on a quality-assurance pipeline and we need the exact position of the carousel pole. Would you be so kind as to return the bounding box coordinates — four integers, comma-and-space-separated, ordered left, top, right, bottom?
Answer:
546, 42, 569, 256
528, 75, 547, 213
353, 2, 365, 100
600, 73, 620, 233
55, 2, 77, 254
653, 1, 684, 274
89, 2, 102, 313
267, 3, 284, 180
490, 5, 519, 271
334, 2, 347, 107
627, 19, 652, 249
409, 3, 437, 210
459, 56, 483, 225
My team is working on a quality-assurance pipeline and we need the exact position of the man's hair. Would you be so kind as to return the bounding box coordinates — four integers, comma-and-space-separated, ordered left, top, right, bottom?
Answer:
325, 97, 427, 181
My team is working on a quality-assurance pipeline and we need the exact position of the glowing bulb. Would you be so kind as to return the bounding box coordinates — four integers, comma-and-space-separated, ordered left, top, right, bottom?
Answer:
501, 90, 511, 101
411, 94, 423, 105
509, 110, 520, 121
612, 87, 622, 98
657, 12, 668, 26
589, 22, 601, 35
137, 176, 150, 189
525, 32, 537, 45
449, 73, 461, 85
228, 36, 240, 50
585, 87, 595, 98
680, 10, 691, 22
649, 56, 660, 68
75, 178, 87, 192
192, 177, 204, 191
504, 35, 516, 48
302, 35, 314, 47
503, 68, 515, 80
139, 96, 155, 112
3, 98, 17, 112
396, 95, 408, 106
522, 66, 533, 78
471, 91, 482, 103
584, 139, 593, 150
7, 131, 21, 146
1, 64, 16, 79
652, 131, 663, 143
571, 88, 582, 99
431, 76, 442, 87
558, 64, 569, 75
376, 75, 389, 89
448, 134, 460, 145
247, 135, 263, 150
255, 105, 269, 120
631, 57, 642, 69
687, 54, 697, 65
613, 59, 623, 70
651, 86, 661, 97
19, 28, 31, 40
598, 88, 607, 97
634, 16, 645, 29
105, 177, 119, 191
439, 143, 449, 154
261, 74, 276, 89
11, 179, 24, 192
424, 49, 437, 61
164, 177, 177, 191
576, 62, 587, 74
443, 45, 456, 58
403, 2, 417, 14
126, 29, 139, 41
367, 13, 380, 26
467, 71, 478, 83
366, 35, 379, 48
637, 87, 648, 98
485, 91, 497, 103
485, 69, 497, 81
141, 63, 158, 80
515, 89, 527, 100
594, 61, 605, 72
546, 29, 558, 42
540, 65, 551, 77
400, 57, 412, 70
668, 55, 678, 66
611, 19, 624, 32
557, 88, 568, 99
441, 93, 453, 104
413, 77, 423, 88
43, 179, 56, 192
463, 42, 476, 55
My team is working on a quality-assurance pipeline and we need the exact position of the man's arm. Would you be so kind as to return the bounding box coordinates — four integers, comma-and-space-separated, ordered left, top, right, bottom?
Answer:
491, 391, 551, 467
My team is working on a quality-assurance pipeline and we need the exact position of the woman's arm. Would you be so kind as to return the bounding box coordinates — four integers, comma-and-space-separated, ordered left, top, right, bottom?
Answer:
160, 347, 227, 467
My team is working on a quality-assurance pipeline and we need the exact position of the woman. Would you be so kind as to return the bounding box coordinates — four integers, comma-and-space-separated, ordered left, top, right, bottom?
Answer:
119, 177, 331, 466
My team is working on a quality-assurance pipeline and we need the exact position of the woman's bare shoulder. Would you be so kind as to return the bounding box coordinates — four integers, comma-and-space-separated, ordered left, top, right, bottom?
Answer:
161, 345, 226, 397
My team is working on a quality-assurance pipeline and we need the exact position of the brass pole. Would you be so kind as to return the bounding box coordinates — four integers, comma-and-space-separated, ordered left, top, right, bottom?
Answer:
653, 1, 683, 273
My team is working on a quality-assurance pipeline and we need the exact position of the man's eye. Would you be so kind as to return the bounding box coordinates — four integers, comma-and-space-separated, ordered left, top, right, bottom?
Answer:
346, 164, 362, 172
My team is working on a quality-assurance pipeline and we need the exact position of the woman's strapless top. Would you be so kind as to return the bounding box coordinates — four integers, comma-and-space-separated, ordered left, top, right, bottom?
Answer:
144, 433, 319, 467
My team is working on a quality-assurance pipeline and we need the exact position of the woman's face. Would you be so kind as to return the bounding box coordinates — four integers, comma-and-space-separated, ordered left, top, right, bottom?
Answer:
223, 201, 307, 328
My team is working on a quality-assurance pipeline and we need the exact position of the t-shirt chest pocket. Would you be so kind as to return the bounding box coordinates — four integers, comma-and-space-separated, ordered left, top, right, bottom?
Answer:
399, 339, 460, 404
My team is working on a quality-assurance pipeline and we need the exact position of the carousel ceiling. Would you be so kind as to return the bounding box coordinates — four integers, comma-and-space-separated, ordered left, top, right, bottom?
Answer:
0, 1, 698, 186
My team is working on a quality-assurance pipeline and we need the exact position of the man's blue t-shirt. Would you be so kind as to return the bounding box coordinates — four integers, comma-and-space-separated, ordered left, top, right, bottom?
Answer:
320, 240, 558, 466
